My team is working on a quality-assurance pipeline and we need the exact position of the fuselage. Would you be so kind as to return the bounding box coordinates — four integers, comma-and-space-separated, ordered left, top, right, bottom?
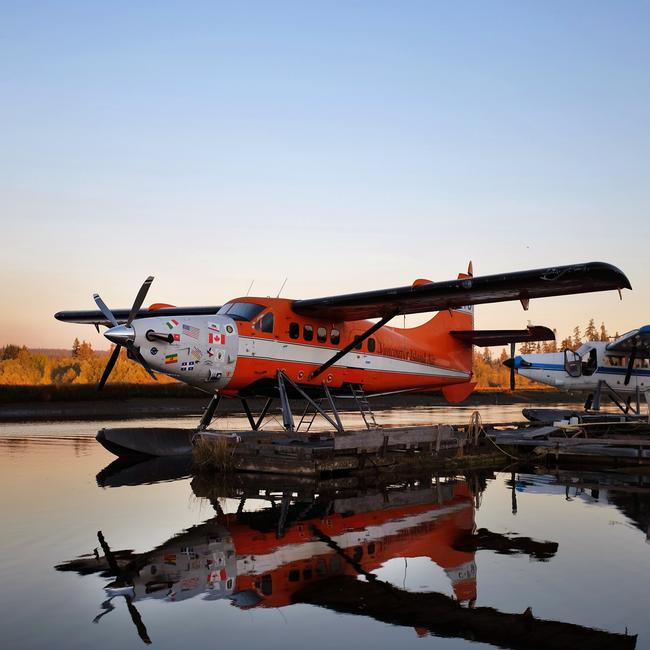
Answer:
513, 342, 650, 394
128, 297, 474, 397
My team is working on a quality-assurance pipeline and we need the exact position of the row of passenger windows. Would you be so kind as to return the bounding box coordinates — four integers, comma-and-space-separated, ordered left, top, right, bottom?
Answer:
288, 322, 376, 351
257, 543, 378, 595
606, 355, 650, 368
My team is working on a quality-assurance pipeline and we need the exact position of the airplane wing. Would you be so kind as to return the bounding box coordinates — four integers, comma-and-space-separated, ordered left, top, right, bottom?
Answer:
450, 325, 554, 347
606, 325, 650, 356
54, 306, 221, 327
292, 262, 630, 321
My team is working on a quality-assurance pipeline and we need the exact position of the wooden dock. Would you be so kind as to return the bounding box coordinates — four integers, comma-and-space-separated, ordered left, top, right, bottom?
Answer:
489, 424, 650, 467
194, 423, 502, 476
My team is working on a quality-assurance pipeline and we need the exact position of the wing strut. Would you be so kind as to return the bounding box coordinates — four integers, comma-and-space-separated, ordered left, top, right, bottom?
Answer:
309, 312, 396, 380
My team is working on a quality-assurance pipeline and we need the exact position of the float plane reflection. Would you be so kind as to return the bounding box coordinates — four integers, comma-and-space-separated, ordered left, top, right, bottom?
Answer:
56, 474, 636, 649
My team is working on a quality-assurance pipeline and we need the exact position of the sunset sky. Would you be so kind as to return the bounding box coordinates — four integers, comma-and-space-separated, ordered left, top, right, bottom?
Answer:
2, 2, 648, 350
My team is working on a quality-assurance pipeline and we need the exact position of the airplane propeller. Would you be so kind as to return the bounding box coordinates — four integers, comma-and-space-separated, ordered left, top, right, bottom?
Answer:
94, 276, 158, 390
503, 342, 517, 391
503, 355, 517, 391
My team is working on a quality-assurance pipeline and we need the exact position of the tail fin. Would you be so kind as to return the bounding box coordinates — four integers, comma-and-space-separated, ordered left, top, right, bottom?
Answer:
403, 265, 476, 403
406, 307, 474, 374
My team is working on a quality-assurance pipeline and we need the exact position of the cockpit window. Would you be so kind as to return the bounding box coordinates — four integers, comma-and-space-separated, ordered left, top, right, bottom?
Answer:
217, 302, 266, 321
254, 312, 273, 334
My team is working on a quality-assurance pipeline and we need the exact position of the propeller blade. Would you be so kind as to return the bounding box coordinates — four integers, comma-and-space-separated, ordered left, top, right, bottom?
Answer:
128, 343, 158, 382
126, 276, 154, 327
508, 342, 515, 391
624, 350, 636, 386
98, 345, 122, 390
93, 293, 119, 328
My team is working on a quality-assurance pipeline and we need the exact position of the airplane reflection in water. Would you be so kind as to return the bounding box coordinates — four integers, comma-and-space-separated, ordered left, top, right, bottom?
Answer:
57, 467, 638, 649
508, 470, 650, 541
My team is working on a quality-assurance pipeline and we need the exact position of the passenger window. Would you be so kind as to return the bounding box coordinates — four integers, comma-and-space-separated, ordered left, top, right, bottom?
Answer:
367, 338, 376, 353
352, 546, 363, 562
302, 567, 313, 580
367, 543, 375, 555
289, 322, 299, 339
288, 569, 300, 582
303, 325, 313, 341
330, 329, 340, 345
354, 336, 362, 350
317, 327, 327, 343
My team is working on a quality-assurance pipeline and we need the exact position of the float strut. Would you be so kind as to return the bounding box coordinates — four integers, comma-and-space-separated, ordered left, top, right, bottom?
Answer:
241, 397, 274, 431
198, 394, 221, 431
277, 372, 295, 432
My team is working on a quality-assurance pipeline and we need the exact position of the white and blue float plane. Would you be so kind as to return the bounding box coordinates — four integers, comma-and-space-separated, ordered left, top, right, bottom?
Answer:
504, 326, 650, 414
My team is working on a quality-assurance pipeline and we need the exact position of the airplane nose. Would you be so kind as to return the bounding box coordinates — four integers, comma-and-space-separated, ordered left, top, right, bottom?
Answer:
503, 355, 532, 370
503, 355, 522, 370
104, 324, 135, 346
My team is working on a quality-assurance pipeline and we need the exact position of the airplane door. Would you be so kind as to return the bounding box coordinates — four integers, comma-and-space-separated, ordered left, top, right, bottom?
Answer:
564, 349, 582, 378
250, 311, 276, 361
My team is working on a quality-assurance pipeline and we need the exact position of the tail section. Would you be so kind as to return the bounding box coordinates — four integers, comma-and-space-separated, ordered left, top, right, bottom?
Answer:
405, 307, 474, 376
401, 266, 476, 402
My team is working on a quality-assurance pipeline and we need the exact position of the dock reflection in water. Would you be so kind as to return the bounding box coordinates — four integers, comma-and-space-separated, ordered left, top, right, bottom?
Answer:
56, 461, 637, 649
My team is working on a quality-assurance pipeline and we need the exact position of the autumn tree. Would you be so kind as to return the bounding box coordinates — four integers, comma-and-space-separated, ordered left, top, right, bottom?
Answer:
78, 341, 94, 360
572, 326, 582, 348
585, 319, 598, 341
599, 322, 608, 341
1, 344, 22, 360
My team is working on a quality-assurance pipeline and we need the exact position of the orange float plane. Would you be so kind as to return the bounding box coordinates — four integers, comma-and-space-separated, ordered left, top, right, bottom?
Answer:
55, 262, 630, 425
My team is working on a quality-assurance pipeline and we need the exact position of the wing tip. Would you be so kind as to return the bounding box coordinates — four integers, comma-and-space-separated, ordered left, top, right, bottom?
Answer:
586, 261, 632, 290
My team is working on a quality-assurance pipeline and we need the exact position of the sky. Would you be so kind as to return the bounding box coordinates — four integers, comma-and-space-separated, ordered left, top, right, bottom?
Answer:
1, 1, 649, 350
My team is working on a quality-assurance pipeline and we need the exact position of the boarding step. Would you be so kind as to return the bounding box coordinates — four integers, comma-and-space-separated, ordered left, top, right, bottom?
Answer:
350, 384, 380, 429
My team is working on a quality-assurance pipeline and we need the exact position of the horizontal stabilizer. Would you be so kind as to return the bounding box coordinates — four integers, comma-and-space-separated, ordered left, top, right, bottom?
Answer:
450, 326, 555, 347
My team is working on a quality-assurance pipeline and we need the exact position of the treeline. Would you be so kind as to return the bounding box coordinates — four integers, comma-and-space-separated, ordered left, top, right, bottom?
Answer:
0, 339, 172, 386
0, 320, 617, 389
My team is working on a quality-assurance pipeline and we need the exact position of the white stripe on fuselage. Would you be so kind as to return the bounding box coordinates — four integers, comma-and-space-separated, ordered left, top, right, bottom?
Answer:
236, 501, 470, 576
237, 337, 469, 379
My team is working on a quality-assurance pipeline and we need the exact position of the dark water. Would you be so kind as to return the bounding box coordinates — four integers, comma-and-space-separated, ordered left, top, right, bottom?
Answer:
1, 416, 649, 650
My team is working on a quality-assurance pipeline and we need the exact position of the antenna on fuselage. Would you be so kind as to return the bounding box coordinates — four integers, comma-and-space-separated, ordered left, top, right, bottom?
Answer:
276, 278, 287, 298
245, 280, 254, 296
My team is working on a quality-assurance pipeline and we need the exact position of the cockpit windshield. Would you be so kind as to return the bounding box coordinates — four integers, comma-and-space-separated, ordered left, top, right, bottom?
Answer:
217, 302, 266, 322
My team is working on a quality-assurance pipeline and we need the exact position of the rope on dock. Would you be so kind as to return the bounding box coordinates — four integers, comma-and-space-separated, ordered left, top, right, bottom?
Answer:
472, 410, 520, 460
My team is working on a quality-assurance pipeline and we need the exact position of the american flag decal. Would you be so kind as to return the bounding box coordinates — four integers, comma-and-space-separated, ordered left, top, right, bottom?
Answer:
182, 324, 200, 340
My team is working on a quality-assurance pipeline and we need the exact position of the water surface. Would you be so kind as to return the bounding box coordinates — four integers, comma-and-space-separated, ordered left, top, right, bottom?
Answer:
0, 413, 648, 649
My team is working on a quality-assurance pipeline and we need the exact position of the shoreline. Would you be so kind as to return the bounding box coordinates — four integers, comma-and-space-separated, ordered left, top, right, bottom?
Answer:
0, 389, 586, 423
